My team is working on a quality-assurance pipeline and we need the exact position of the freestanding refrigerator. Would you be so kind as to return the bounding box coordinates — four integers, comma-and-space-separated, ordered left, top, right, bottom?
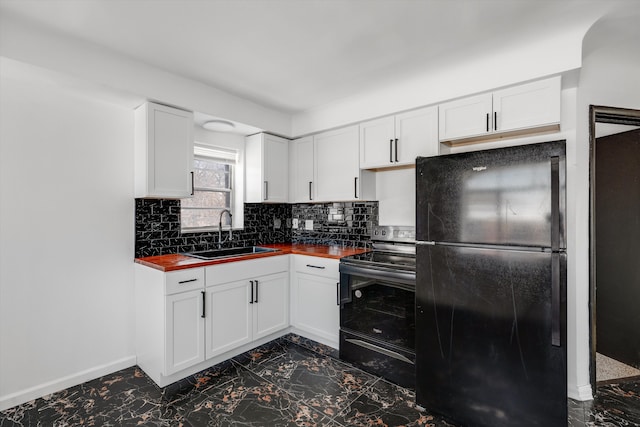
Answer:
415, 141, 567, 427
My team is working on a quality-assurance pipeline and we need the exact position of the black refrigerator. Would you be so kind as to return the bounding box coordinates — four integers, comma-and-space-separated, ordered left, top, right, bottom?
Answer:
415, 141, 567, 427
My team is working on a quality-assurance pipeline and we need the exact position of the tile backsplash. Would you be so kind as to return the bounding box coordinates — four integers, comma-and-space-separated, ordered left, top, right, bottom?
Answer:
291, 202, 378, 248
135, 199, 378, 258
135, 200, 291, 257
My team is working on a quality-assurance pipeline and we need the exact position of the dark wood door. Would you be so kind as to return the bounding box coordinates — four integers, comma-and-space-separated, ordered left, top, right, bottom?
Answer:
596, 128, 640, 368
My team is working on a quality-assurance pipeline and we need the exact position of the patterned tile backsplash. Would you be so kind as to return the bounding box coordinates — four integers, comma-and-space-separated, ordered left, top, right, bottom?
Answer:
291, 202, 378, 248
135, 200, 378, 257
135, 200, 292, 257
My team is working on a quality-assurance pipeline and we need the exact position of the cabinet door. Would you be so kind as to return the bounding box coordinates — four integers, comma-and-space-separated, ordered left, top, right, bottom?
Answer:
264, 134, 289, 202
136, 102, 194, 198
493, 76, 561, 133
205, 281, 252, 359
165, 290, 205, 375
395, 106, 439, 164
294, 273, 340, 345
314, 125, 360, 201
253, 272, 289, 340
290, 136, 315, 202
438, 93, 492, 142
359, 116, 396, 169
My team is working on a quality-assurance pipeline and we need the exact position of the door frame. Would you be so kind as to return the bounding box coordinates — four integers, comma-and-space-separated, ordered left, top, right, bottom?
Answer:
588, 105, 640, 396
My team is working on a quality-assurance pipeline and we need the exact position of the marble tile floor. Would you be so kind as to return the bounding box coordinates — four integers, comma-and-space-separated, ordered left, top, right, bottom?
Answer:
1, 334, 639, 426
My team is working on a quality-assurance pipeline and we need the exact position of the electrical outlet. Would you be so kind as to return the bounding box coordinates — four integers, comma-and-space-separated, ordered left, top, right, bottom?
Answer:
305, 219, 314, 230
292, 219, 298, 229
273, 218, 281, 229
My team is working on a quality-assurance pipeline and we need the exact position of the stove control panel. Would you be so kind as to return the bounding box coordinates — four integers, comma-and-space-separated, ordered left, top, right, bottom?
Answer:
371, 226, 415, 243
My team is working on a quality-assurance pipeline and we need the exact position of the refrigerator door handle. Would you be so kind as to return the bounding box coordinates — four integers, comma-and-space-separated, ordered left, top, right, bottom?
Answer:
550, 156, 561, 347
550, 157, 560, 252
552, 253, 561, 347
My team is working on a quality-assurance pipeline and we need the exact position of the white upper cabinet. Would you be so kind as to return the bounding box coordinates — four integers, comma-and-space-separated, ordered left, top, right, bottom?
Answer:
359, 116, 396, 168
438, 93, 493, 142
439, 76, 561, 145
360, 105, 439, 169
135, 102, 194, 198
289, 136, 315, 203
245, 133, 289, 203
492, 77, 561, 133
314, 125, 375, 202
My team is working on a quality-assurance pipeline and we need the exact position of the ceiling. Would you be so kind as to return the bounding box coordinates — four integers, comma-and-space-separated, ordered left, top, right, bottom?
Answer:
0, 0, 631, 117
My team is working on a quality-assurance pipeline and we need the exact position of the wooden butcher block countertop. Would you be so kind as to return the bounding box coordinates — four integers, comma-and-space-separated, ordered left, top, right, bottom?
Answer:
134, 243, 369, 272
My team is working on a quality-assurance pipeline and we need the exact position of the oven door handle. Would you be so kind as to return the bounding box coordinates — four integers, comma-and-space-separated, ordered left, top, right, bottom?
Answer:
339, 263, 416, 287
345, 338, 414, 365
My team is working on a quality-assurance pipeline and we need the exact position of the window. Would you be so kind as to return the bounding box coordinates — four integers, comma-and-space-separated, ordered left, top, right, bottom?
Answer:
181, 145, 236, 231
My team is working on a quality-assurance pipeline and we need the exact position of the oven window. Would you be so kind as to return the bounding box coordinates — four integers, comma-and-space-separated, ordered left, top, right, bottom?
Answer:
341, 274, 415, 350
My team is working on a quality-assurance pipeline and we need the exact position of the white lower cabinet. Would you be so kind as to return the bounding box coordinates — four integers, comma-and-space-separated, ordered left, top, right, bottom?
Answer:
205, 269, 289, 359
135, 255, 289, 387
205, 280, 252, 359
253, 272, 290, 339
165, 290, 206, 375
204, 256, 289, 359
290, 255, 340, 348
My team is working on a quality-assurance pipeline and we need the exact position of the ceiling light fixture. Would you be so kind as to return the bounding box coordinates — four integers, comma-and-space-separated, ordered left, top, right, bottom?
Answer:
202, 120, 236, 132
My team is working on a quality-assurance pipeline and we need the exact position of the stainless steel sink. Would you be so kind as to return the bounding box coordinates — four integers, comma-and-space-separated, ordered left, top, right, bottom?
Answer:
183, 246, 279, 260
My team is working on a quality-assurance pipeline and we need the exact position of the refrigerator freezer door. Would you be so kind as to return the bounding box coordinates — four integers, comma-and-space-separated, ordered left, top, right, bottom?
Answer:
416, 141, 566, 249
415, 244, 567, 427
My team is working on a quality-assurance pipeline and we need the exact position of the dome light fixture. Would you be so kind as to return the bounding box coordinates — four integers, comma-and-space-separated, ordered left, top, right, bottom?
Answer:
202, 119, 236, 132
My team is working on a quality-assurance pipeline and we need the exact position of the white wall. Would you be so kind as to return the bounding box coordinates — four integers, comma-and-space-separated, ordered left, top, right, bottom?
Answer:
376, 168, 415, 226
570, 9, 640, 401
292, 30, 586, 136
0, 13, 291, 136
0, 59, 136, 410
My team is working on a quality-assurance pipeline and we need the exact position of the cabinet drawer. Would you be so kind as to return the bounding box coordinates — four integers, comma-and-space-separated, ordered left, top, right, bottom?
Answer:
293, 255, 339, 280
206, 255, 289, 286
165, 268, 205, 295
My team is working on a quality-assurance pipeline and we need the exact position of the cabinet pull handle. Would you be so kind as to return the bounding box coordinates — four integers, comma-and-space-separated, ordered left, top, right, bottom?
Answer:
306, 264, 325, 269
354, 177, 358, 199
254, 280, 259, 303
264, 181, 268, 200
389, 139, 393, 163
336, 282, 340, 306
394, 138, 398, 162
190, 171, 195, 196
486, 113, 489, 132
201, 291, 206, 318
309, 181, 313, 201
249, 280, 254, 304
494, 112, 497, 131
178, 278, 198, 284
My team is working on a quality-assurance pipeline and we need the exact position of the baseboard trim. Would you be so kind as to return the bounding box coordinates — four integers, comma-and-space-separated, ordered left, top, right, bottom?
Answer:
0, 355, 137, 412
288, 326, 338, 350
568, 383, 594, 401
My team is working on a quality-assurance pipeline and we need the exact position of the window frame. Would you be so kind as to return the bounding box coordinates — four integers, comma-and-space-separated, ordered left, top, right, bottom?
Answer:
181, 146, 237, 233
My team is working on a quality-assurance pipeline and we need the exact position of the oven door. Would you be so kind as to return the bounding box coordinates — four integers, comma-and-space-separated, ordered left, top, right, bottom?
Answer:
339, 262, 415, 387
339, 263, 415, 349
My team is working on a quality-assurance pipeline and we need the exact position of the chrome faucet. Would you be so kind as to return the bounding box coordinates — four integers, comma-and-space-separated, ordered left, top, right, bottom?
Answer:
218, 209, 233, 247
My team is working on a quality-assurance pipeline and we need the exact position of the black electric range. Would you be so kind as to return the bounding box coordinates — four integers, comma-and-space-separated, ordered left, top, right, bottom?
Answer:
338, 226, 416, 388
